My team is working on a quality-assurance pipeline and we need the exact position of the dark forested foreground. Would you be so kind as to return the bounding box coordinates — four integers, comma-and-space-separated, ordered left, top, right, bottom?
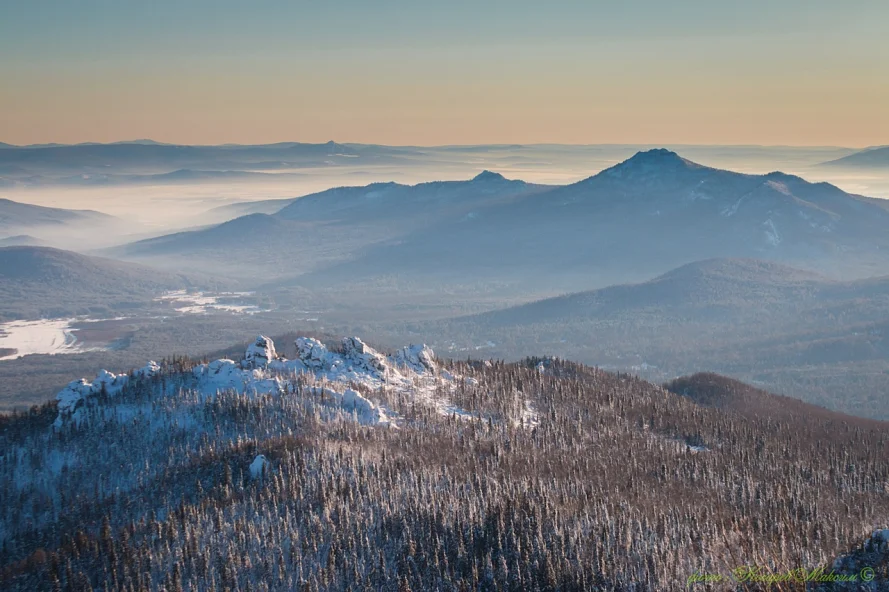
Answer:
2, 339, 889, 591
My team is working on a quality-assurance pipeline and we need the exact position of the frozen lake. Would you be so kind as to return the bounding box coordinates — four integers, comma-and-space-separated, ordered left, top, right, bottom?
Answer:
0, 319, 97, 360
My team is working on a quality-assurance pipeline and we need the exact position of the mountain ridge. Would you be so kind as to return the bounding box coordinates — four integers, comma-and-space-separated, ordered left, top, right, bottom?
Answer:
285, 149, 889, 294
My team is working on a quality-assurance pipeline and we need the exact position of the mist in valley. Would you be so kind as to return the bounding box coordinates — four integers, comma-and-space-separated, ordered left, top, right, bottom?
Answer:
2, 141, 889, 420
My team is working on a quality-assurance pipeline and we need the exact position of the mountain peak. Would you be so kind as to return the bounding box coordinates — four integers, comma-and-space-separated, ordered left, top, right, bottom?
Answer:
623, 148, 691, 167
594, 148, 700, 181
472, 170, 507, 182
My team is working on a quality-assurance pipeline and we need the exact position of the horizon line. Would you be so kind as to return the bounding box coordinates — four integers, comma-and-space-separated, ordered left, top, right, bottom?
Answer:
0, 139, 878, 151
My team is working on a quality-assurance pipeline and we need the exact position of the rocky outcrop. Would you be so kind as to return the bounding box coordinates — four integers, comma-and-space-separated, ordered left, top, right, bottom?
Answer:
243, 335, 277, 369
295, 337, 330, 370
394, 344, 437, 374
342, 337, 388, 376
53, 362, 159, 430
53, 335, 440, 431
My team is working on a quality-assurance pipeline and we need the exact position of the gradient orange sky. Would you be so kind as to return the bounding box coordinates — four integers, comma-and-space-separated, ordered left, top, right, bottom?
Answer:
2, 1, 887, 147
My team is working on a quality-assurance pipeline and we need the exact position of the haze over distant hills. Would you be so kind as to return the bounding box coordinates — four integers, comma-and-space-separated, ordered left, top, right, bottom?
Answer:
0, 197, 113, 234
318, 149, 889, 291
0, 140, 412, 185
114, 149, 889, 298
407, 257, 889, 418
0, 234, 44, 247
113, 171, 549, 280
0, 246, 213, 320
0, 197, 134, 252
7, 147, 889, 422
820, 145, 889, 168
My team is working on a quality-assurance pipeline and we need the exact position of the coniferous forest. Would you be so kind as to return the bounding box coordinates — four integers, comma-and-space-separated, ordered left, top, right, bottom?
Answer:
2, 337, 888, 591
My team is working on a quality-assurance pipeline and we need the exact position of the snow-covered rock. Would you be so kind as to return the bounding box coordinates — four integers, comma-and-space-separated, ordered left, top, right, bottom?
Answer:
249, 455, 269, 480
295, 337, 330, 370
51, 334, 478, 432
54, 380, 94, 429
134, 361, 160, 378
53, 370, 129, 430
194, 359, 244, 391
243, 335, 277, 369
93, 369, 128, 396
340, 388, 390, 425
394, 344, 437, 374
342, 337, 388, 376
192, 358, 282, 396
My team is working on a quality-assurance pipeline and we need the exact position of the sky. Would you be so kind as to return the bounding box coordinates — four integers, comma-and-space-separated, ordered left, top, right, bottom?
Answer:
1, 0, 887, 147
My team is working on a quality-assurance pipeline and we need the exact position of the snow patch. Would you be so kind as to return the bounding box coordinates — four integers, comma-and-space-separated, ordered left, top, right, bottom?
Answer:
155, 290, 269, 315
721, 196, 743, 217
765, 180, 791, 195
763, 218, 781, 246
249, 455, 270, 480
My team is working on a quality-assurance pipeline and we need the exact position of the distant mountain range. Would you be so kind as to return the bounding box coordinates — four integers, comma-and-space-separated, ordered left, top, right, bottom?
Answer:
819, 145, 889, 168
112, 171, 549, 279
0, 140, 414, 184
119, 148, 889, 292
24, 168, 288, 187
206, 172, 533, 218
324, 148, 889, 284
0, 140, 867, 188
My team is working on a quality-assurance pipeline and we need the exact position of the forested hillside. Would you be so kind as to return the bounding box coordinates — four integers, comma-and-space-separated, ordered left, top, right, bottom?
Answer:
2, 336, 887, 590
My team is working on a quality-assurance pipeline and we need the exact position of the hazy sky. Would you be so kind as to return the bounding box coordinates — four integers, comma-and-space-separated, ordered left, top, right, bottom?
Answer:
2, 0, 887, 147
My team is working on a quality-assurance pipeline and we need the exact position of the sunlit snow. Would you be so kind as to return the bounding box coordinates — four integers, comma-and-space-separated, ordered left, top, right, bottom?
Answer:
50, 335, 533, 433
0, 319, 101, 360
154, 290, 269, 314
